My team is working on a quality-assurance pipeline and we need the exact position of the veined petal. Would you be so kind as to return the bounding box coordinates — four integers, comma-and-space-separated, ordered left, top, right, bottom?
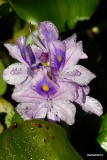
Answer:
16, 102, 47, 120
64, 33, 77, 49
32, 68, 59, 98
31, 102, 47, 119
61, 65, 96, 85
53, 100, 76, 125
17, 36, 36, 66
81, 96, 103, 116
75, 86, 90, 105
4, 44, 26, 64
12, 83, 46, 103
48, 40, 66, 73
64, 41, 88, 70
53, 81, 77, 102
38, 21, 59, 46
17, 35, 27, 62
3, 63, 28, 85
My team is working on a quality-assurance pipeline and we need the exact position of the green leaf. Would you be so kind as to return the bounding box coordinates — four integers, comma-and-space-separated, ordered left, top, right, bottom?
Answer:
0, 123, 4, 133
0, 98, 14, 128
8, 0, 100, 31
0, 119, 83, 159
0, 60, 7, 95
97, 114, 107, 152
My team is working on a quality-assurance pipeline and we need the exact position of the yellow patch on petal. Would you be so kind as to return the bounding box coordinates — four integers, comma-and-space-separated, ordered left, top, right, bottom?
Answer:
42, 84, 49, 92
58, 54, 62, 62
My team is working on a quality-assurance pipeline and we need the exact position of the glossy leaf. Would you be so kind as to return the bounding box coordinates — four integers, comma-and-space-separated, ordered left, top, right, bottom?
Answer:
0, 119, 83, 159
8, 0, 100, 31
0, 60, 7, 95
97, 113, 107, 152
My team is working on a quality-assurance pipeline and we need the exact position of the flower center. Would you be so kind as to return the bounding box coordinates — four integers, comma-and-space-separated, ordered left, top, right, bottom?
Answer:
42, 84, 49, 92
58, 54, 62, 62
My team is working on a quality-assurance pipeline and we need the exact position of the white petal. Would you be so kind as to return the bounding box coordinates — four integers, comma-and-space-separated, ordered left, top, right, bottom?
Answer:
31, 102, 47, 119
4, 44, 26, 64
53, 100, 76, 125
61, 65, 96, 85
81, 96, 103, 116
64, 41, 88, 69
64, 33, 77, 49
16, 102, 47, 120
16, 103, 33, 120
53, 81, 77, 101
3, 63, 28, 85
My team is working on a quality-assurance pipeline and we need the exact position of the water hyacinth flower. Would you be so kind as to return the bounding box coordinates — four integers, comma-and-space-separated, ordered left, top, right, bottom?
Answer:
13, 68, 77, 125
3, 21, 103, 125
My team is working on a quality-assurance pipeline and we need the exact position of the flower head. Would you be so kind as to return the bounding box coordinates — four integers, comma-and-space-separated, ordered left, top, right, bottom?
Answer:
3, 21, 103, 125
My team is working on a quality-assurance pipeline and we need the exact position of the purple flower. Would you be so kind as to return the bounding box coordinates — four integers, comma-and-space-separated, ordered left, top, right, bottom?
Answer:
13, 68, 77, 125
3, 21, 103, 125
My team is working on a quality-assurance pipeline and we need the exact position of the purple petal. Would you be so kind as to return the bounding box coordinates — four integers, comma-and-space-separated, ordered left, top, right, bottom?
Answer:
12, 84, 46, 103
32, 68, 59, 98
61, 65, 96, 85
38, 21, 59, 46
3, 63, 28, 85
17, 36, 36, 66
17, 35, 27, 61
48, 40, 66, 73
26, 45, 36, 65
53, 100, 76, 125
81, 96, 103, 116
4, 44, 26, 64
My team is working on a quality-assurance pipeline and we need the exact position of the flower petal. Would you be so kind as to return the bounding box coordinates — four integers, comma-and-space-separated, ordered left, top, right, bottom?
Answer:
64, 33, 77, 49
64, 41, 88, 70
61, 65, 96, 85
12, 83, 46, 103
4, 44, 26, 64
53, 100, 76, 125
38, 21, 59, 46
32, 68, 59, 98
16, 103, 33, 120
3, 63, 28, 85
17, 36, 36, 66
81, 96, 103, 116
53, 81, 77, 102
48, 40, 66, 73
16, 102, 47, 120
75, 86, 90, 104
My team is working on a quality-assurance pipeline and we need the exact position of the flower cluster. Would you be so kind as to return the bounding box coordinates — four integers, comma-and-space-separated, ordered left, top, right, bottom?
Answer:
3, 21, 103, 125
